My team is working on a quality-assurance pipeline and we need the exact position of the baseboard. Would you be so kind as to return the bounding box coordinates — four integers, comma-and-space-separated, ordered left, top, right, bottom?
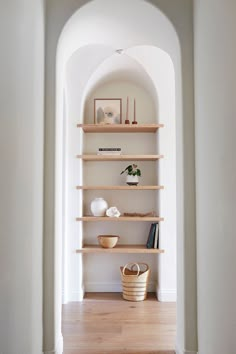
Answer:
44, 333, 63, 354
62, 286, 85, 303
63, 282, 157, 300
84, 281, 156, 293
175, 348, 198, 354
156, 287, 176, 302
84, 281, 123, 292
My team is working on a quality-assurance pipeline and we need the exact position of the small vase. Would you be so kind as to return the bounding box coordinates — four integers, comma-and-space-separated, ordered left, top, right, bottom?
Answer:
126, 175, 139, 186
90, 197, 108, 216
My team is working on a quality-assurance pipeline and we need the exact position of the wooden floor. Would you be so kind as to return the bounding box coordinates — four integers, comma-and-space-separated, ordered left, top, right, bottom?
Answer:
62, 292, 176, 354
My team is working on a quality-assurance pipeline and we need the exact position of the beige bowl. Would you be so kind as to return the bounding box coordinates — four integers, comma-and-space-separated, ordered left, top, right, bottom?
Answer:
97, 235, 120, 248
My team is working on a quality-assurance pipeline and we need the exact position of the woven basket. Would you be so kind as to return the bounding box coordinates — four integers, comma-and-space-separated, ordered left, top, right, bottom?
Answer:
120, 262, 150, 301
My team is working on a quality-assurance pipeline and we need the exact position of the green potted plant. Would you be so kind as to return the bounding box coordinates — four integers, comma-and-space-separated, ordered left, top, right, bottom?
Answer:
120, 164, 141, 185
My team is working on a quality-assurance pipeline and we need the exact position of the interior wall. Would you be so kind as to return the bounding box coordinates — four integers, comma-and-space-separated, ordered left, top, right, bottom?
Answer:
85, 80, 155, 125
194, 1, 236, 353
0, 0, 44, 353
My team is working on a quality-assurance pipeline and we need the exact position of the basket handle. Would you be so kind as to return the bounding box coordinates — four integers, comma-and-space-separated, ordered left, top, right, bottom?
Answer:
131, 262, 149, 273
122, 262, 140, 276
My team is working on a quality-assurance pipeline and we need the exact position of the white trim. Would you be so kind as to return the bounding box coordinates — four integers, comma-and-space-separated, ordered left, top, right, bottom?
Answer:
61, 289, 68, 304
64, 286, 85, 302
157, 288, 177, 302
62, 289, 84, 303
44, 333, 63, 354
176, 348, 198, 354
84, 281, 156, 293
85, 282, 122, 293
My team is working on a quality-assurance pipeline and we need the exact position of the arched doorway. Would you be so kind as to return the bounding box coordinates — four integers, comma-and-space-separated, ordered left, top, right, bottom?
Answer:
43, 1, 197, 353
63, 44, 176, 302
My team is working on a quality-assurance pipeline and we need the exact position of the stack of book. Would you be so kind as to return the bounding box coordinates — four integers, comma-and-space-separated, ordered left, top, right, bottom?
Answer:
146, 223, 159, 249
97, 148, 122, 155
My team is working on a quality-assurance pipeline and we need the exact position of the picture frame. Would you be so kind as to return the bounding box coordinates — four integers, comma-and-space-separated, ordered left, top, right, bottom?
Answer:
94, 98, 122, 124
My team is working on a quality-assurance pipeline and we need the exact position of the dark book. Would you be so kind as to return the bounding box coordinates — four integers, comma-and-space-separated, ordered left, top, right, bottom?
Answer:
146, 223, 156, 249
153, 223, 159, 248
98, 147, 121, 151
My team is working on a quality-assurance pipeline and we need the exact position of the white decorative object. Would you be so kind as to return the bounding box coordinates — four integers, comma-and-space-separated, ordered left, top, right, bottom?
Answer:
106, 206, 121, 218
126, 175, 139, 186
90, 197, 108, 216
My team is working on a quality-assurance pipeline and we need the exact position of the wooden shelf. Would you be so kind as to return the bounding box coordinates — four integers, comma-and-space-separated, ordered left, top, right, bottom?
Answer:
76, 245, 165, 254
76, 154, 164, 161
76, 216, 164, 222
77, 123, 164, 133
76, 185, 164, 190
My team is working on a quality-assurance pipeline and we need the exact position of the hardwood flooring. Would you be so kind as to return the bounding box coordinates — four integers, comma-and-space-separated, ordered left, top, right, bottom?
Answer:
62, 292, 176, 354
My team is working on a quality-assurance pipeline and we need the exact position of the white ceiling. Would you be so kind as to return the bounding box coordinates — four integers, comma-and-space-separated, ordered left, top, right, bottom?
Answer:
60, 0, 179, 123
83, 47, 157, 99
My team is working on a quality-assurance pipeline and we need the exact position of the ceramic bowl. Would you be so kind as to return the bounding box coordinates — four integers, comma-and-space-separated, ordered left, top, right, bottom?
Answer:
97, 235, 120, 248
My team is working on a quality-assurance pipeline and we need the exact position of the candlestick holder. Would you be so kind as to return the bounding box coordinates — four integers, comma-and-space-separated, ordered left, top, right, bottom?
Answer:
132, 98, 137, 124
125, 96, 130, 124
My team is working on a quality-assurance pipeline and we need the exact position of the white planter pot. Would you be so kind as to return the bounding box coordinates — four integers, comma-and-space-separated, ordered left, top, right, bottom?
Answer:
90, 197, 108, 216
126, 175, 139, 185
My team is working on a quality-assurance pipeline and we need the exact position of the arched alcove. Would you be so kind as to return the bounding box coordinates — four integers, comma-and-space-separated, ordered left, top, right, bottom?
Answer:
44, 1, 197, 353
63, 44, 177, 303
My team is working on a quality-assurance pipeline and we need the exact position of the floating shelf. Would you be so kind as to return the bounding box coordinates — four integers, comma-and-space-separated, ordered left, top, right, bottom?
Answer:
77, 123, 164, 133
76, 216, 164, 222
76, 185, 164, 190
76, 154, 164, 161
76, 245, 165, 254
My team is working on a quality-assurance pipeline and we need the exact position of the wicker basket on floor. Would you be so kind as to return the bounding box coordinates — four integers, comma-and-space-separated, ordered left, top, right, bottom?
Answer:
120, 262, 150, 301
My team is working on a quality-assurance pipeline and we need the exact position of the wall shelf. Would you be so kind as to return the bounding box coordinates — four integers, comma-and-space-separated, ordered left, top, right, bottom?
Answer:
76, 185, 164, 190
76, 120, 165, 293
76, 245, 165, 254
76, 216, 164, 222
77, 123, 164, 133
76, 154, 164, 161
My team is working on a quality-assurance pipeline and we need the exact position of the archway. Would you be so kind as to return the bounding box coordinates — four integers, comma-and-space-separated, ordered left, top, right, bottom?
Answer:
43, 1, 197, 353
63, 44, 176, 303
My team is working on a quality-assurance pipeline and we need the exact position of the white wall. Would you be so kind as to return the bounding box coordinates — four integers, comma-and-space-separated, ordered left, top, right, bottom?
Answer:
85, 81, 156, 125
194, 1, 236, 353
0, 1, 44, 353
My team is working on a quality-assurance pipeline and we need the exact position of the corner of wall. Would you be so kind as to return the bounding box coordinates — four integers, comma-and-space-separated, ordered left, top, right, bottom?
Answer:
44, 333, 63, 354
156, 286, 177, 302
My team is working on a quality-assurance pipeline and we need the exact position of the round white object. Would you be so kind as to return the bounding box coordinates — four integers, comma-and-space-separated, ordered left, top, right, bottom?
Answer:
90, 197, 108, 216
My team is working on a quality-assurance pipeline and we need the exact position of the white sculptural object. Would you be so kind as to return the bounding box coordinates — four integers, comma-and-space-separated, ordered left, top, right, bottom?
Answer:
106, 206, 121, 218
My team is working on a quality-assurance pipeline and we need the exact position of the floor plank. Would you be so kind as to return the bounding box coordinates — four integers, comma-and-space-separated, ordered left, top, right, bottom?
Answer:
62, 292, 176, 354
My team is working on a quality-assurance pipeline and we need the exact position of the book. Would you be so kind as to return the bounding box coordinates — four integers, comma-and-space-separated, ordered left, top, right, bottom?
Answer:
97, 151, 122, 155
98, 148, 121, 151
146, 223, 156, 249
153, 223, 159, 248
97, 147, 122, 155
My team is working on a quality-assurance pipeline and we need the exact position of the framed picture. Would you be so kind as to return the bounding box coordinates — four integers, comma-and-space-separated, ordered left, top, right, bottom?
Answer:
94, 98, 122, 124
